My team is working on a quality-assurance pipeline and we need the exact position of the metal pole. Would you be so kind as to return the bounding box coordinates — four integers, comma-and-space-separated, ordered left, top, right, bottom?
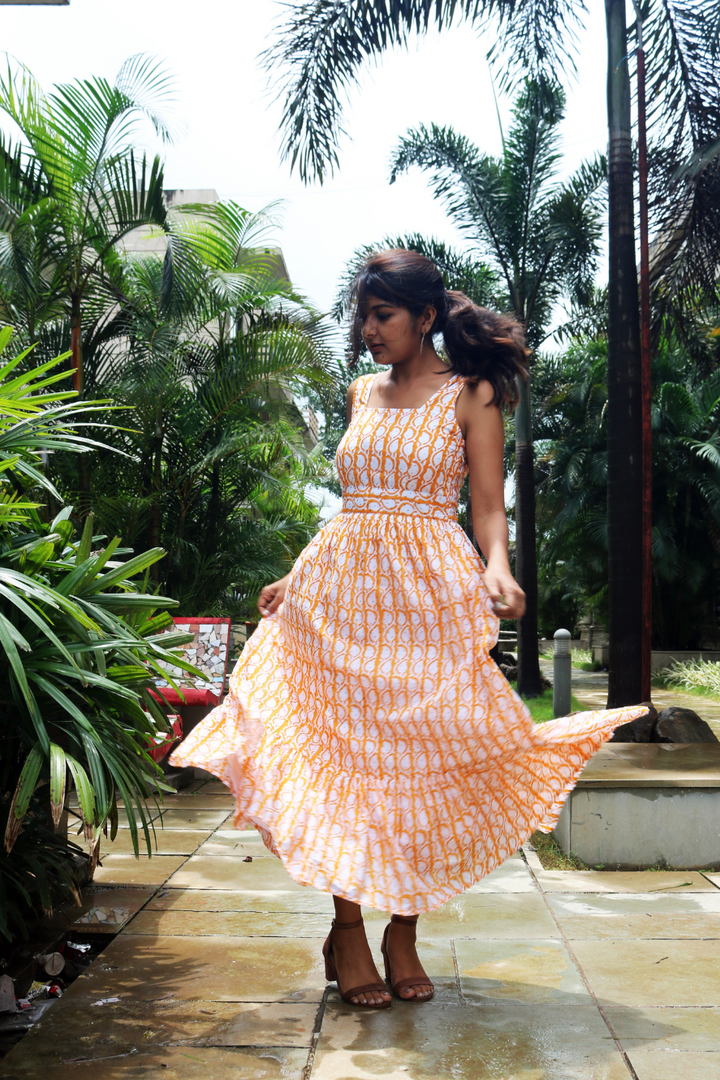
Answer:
553, 629, 572, 718
632, 1, 653, 702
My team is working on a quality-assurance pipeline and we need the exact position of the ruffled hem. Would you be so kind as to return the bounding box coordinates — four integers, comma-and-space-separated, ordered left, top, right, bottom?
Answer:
170, 694, 647, 913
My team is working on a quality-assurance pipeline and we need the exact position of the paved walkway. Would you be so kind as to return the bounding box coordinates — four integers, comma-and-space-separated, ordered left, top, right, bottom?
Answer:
3, 780, 720, 1079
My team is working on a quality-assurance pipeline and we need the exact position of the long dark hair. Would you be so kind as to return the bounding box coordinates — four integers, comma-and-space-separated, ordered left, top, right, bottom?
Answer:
350, 249, 529, 409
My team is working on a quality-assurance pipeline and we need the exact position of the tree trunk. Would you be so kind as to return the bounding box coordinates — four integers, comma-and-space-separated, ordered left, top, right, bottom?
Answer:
605, 0, 643, 706
70, 293, 83, 394
70, 291, 92, 515
514, 375, 543, 697
149, 417, 163, 581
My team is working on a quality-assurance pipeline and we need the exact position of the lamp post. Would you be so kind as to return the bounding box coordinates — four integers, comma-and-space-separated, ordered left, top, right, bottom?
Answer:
553, 629, 572, 718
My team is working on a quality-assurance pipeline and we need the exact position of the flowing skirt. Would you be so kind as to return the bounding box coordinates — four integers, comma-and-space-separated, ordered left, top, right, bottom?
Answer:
170, 510, 644, 913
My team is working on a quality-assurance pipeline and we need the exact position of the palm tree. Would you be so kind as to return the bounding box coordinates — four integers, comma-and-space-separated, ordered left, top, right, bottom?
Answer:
0, 330, 204, 939
534, 331, 720, 651
56, 198, 337, 614
0, 54, 173, 391
387, 82, 604, 696
266, 0, 720, 706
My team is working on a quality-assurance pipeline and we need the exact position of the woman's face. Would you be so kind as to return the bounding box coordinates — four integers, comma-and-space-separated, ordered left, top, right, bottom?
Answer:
361, 293, 433, 366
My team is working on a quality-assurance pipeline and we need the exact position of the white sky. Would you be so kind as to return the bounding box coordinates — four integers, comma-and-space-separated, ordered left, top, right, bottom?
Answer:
1, 0, 612, 314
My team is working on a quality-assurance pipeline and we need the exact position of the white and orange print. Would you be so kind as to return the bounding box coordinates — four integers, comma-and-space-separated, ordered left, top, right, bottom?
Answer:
171, 373, 646, 913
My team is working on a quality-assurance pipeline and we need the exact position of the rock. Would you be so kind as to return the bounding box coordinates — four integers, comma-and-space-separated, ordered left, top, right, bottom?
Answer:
498, 652, 517, 667
610, 704, 657, 743
500, 664, 518, 681
653, 706, 719, 743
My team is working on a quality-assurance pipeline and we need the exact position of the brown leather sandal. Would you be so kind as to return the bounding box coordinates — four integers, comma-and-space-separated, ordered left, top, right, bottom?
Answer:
380, 914, 435, 1002
322, 917, 391, 1009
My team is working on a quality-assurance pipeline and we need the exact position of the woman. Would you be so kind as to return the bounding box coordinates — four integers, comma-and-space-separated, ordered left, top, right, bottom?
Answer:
170, 250, 644, 1010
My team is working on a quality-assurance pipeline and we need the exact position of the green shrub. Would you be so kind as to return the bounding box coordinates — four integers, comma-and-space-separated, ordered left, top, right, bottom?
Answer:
657, 658, 720, 697
0, 332, 199, 940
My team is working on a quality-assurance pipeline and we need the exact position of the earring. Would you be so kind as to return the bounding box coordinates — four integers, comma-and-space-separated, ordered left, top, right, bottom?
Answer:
420, 332, 426, 353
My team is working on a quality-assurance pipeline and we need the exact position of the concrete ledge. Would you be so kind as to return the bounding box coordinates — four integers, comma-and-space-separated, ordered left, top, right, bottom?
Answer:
553, 745, 720, 869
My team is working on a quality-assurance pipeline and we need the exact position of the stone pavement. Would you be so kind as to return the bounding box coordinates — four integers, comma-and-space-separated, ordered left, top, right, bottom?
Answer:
3, 779, 720, 1080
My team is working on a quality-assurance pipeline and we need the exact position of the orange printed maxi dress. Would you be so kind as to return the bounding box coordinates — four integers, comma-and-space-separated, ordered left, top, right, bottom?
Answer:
170, 373, 644, 914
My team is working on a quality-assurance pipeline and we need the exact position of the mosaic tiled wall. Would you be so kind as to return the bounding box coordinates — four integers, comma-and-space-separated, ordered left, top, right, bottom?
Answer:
155, 621, 230, 693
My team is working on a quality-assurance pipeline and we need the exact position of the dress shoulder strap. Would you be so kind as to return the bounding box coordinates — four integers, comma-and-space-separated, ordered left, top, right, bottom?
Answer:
437, 373, 466, 409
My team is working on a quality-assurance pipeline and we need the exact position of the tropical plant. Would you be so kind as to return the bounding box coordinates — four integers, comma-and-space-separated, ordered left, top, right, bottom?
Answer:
266, 0, 720, 706
658, 658, 720, 697
0, 332, 199, 940
49, 199, 336, 615
534, 332, 720, 650
0, 54, 173, 390
388, 81, 604, 696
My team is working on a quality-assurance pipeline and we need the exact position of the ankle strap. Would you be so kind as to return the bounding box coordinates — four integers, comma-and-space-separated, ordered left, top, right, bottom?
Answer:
332, 917, 364, 930
390, 914, 419, 925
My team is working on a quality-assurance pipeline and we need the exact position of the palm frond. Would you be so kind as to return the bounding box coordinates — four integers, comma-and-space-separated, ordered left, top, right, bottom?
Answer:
264, 0, 583, 182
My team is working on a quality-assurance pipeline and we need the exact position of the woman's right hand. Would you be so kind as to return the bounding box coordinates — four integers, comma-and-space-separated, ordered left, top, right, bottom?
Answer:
258, 574, 290, 618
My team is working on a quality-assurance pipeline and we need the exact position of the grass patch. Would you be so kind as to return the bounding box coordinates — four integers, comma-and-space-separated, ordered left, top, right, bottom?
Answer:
652, 676, 720, 703
510, 684, 588, 724
529, 831, 588, 870
569, 648, 603, 672
527, 833, 709, 872
655, 658, 720, 700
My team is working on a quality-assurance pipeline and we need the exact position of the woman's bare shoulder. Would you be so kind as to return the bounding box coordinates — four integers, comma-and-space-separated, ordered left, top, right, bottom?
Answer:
346, 378, 359, 422
456, 378, 497, 417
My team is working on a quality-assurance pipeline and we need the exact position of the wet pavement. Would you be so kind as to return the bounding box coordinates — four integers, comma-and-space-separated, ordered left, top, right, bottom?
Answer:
3, 779, 720, 1079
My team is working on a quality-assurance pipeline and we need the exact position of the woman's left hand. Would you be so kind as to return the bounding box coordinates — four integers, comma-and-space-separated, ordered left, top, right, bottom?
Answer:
485, 564, 526, 619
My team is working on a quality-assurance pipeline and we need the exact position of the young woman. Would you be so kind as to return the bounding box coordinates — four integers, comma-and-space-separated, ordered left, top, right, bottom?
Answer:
171, 250, 644, 1010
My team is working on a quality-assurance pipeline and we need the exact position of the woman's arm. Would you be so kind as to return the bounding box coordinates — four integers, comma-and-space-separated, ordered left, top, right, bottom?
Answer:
456, 381, 526, 619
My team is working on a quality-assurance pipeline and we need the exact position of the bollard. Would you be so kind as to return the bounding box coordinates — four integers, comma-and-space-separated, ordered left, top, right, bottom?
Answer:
553, 629, 572, 718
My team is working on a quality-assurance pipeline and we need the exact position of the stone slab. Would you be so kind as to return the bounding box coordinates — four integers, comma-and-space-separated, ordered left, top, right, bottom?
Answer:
1, 1046, 308, 1080
156, 795, 235, 809
155, 810, 232, 830
67, 934, 327, 1003
604, 1005, 720, 1050
101, 829, 213, 856
197, 840, 276, 859
166, 855, 309, 892
533, 870, 717, 893
465, 855, 536, 893
0, 995, 317, 1061
574, 744, 720, 788
454, 938, 590, 1004
364, 892, 560, 940
627, 1051, 720, 1079
116, 808, 162, 828
93, 854, 189, 886
127, 910, 334, 937
571, 939, 720, 1006
146, 888, 335, 915
547, 892, 720, 939
311, 1002, 627, 1080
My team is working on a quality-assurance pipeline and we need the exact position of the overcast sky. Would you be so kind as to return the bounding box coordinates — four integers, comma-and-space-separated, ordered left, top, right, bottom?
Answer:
2, 0, 611, 314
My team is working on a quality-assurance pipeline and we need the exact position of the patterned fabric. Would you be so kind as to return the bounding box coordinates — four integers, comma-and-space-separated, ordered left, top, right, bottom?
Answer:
170, 373, 645, 913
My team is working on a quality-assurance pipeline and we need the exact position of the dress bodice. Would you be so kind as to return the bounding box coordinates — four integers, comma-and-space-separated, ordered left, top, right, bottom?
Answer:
336, 373, 467, 520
